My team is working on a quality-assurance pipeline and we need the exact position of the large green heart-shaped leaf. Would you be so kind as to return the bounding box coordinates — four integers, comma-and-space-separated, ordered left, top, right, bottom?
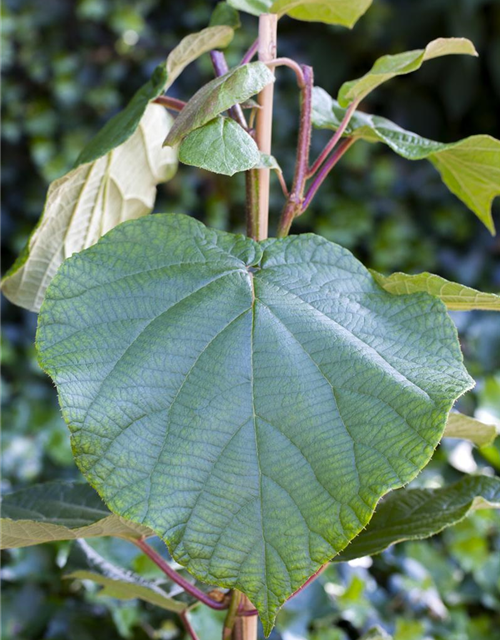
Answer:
36, 215, 472, 633
312, 88, 500, 233
1, 71, 177, 312
334, 475, 500, 562
338, 38, 477, 107
271, 0, 372, 27
0, 481, 153, 549
179, 117, 260, 175
165, 62, 275, 146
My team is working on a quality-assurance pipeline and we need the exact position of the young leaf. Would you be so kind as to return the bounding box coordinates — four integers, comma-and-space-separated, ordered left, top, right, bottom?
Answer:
165, 26, 234, 90
210, 2, 241, 28
36, 214, 472, 634
370, 270, 500, 311
179, 117, 260, 175
271, 0, 373, 27
334, 475, 500, 562
0, 481, 153, 549
165, 62, 275, 146
1, 79, 177, 312
312, 88, 500, 233
338, 38, 478, 107
444, 413, 499, 448
228, 0, 272, 16
68, 570, 187, 611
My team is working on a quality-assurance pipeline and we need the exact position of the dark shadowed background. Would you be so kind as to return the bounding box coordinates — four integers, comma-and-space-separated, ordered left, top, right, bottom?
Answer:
2, 1, 500, 639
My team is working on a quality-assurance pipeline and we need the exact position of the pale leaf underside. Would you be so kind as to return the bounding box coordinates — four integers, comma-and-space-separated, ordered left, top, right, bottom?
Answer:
67, 570, 187, 613
1, 105, 177, 312
444, 413, 499, 448
36, 214, 472, 633
0, 481, 152, 549
370, 270, 500, 311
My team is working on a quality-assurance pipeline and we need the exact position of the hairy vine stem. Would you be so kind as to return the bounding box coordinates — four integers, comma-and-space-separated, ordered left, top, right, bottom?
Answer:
307, 99, 359, 177
302, 137, 355, 210
276, 64, 313, 238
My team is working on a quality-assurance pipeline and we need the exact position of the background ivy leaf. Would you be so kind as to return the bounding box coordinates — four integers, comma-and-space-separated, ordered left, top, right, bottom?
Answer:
36, 214, 473, 634
312, 88, 500, 233
0, 481, 153, 549
1, 87, 177, 312
165, 26, 234, 90
444, 413, 499, 448
270, 0, 373, 27
178, 116, 260, 175
165, 62, 274, 146
370, 270, 500, 310
334, 476, 500, 562
338, 38, 478, 107
210, 2, 241, 28
360, 627, 392, 640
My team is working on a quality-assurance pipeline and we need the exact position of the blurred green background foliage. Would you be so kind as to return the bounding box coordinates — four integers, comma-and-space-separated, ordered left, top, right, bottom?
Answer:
1, 1, 500, 639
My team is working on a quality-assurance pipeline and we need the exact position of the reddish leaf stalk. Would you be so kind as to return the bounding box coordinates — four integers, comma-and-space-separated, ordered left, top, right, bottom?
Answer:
241, 38, 259, 64
267, 57, 305, 87
302, 137, 355, 211
276, 64, 314, 238
153, 96, 186, 111
133, 538, 228, 611
180, 611, 201, 640
307, 99, 359, 177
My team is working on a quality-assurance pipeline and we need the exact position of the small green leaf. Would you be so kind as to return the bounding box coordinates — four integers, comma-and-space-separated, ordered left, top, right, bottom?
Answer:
338, 38, 478, 107
210, 2, 241, 28
370, 270, 500, 310
179, 117, 260, 175
165, 63, 275, 146
228, 0, 272, 16
271, 0, 372, 27
312, 88, 500, 232
0, 481, 153, 549
165, 26, 234, 90
444, 413, 499, 448
37, 214, 472, 633
334, 475, 500, 562
1, 95, 177, 312
255, 153, 281, 171
67, 570, 187, 612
